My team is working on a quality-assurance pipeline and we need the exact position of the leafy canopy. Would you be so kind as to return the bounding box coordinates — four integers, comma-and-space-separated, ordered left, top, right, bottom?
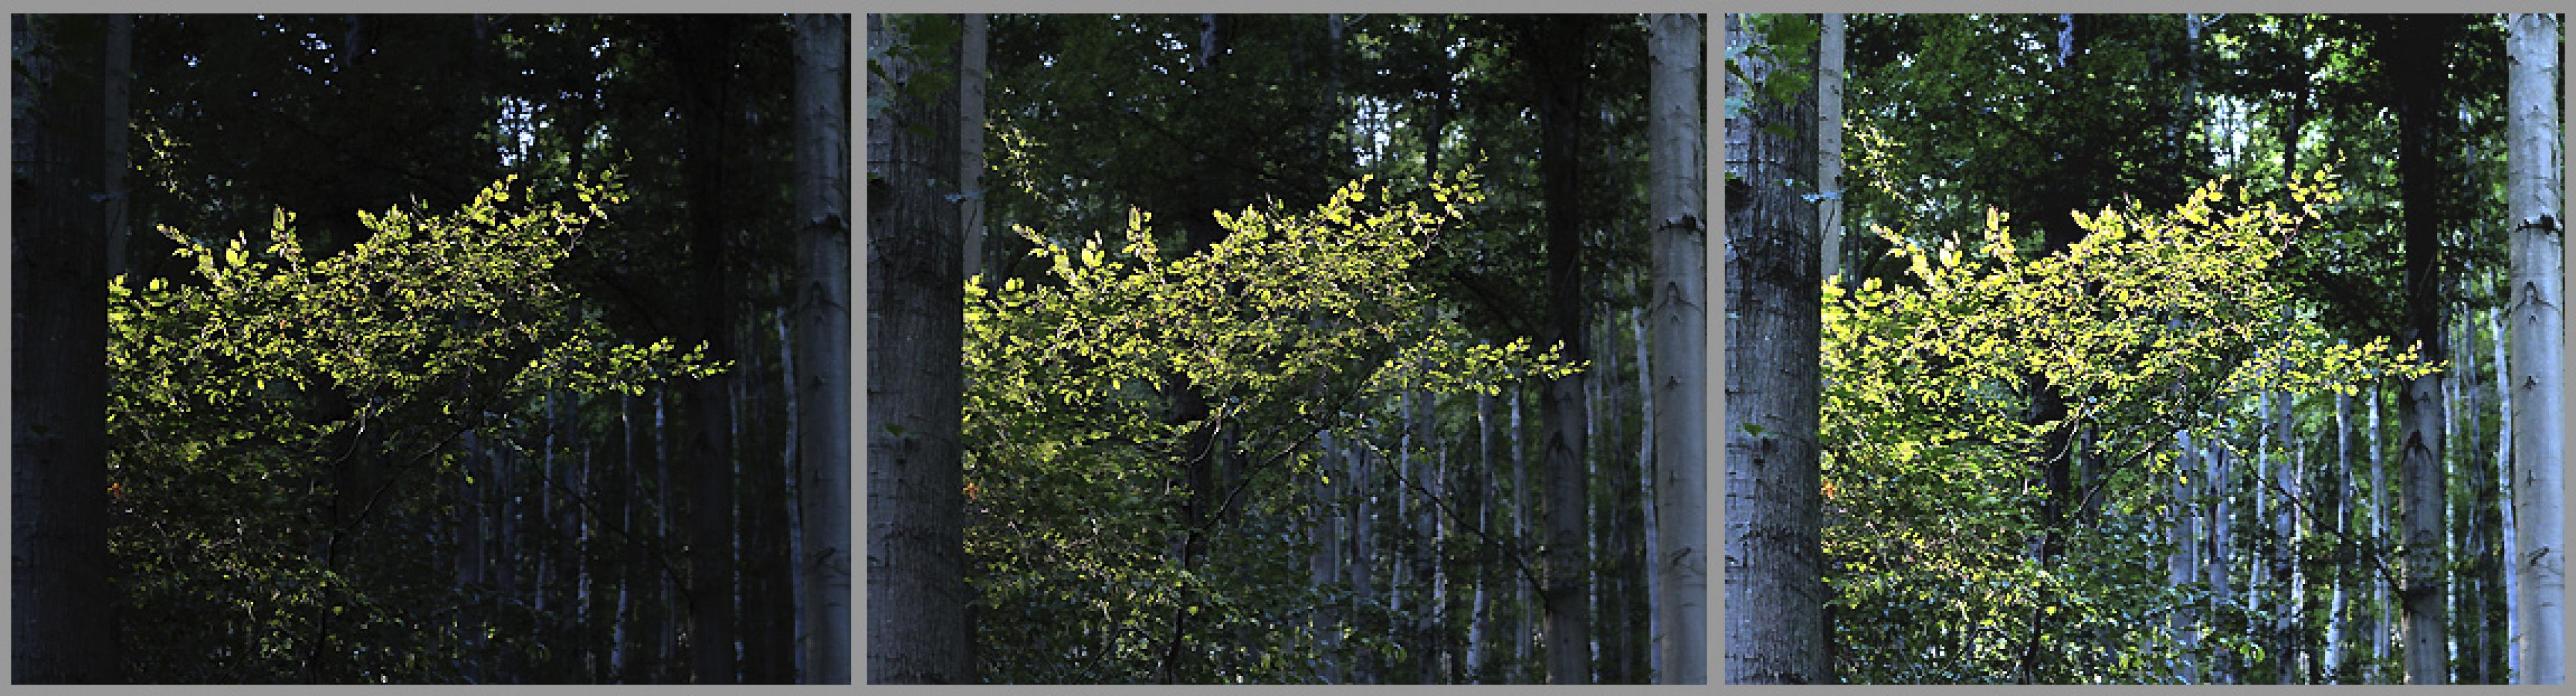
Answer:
106, 173, 721, 683
1819, 172, 2436, 683
961, 171, 1576, 683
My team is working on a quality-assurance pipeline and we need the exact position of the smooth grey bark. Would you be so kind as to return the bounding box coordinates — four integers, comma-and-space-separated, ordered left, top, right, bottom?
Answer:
10, 13, 117, 684
864, 13, 971, 685
1721, 12, 1824, 685
1649, 11, 1709, 686
1816, 13, 1843, 286
2506, 11, 2566, 685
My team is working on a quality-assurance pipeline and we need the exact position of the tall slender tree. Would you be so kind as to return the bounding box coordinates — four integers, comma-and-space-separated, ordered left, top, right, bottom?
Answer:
1722, 13, 1825, 685
2505, 11, 2565, 686
668, 15, 743, 681
1514, 15, 1601, 684
1648, 11, 1709, 686
864, 13, 969, 684
2369, 15, 2455, 684
10, 12, 118, 684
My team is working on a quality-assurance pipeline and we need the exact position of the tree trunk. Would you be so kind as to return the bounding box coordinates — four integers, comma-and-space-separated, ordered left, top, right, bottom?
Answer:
671, 16, 742, 681
2506, 11, 2566, 685
2330, 391, 2354, 680
1517, 15, 1599, 685
1648, 12, 1707, 686
2491, 303, 2520, 681
960, 13, 987, 287
11, 13, 116, 683
864, 13, 969, 685
2171, 430, 2201, 683
2371, 386, 2390, 682
793, 11, 853, 686
1721, 12, 1825, 685
592, 392, 630, 683
1816, 13, 1844, 286
741, 312, 797, 683
2366, 17, 2454, 683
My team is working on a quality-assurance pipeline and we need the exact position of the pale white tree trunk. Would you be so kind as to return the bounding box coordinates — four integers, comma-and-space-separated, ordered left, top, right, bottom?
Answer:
2506, 11, 2565, 685
1817, 13, 1843, 285
2491, 304, 2518, 680
1648, 11, 1707, 686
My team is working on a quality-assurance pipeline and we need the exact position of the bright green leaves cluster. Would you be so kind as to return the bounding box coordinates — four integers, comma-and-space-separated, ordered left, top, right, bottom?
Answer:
1821, 173, 2434, 683
973, 170, 1571, 423
961, 171, 1574, 683
105, 172, 720, 683
117, 172, 718, 411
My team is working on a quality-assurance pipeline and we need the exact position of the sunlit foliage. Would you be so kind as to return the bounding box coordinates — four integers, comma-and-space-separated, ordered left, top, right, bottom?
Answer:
105, 174, 721, 683
961, 172, 1576, 683
1820, 173, 2437, 683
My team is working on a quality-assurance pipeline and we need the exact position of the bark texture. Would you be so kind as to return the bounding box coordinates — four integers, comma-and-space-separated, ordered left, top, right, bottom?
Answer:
1721, 13, 1825, 686
864, 12, 969, 682
2506, 11, 2565, 686
1649, 11, 1710, 686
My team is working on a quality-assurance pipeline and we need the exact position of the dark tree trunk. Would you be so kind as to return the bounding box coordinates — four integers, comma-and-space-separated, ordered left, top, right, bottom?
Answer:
2371, 15, 2455, 685
1511, 15, 1600, 684
865, 13, 971, 685
668, 15, 743, 683
741, 308, 798, 683
10, 13, 116, 684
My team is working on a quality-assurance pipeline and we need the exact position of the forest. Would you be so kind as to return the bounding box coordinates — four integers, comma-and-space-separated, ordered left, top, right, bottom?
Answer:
13, 14, 854, 683
866, 13, 1709, 685
1723, 13, 2565, 685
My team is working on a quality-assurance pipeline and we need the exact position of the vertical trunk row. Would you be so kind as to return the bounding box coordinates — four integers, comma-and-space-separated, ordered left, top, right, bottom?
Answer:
590, 392, 629, 683
1721, 12, 1825, 685
2171, 430, 2202, 683
864, 13, 970, 685
2370, 387, 2390, 682
2505, 11, 2566, 686
2205, 439, 2234, 683
1510, 389, 1532, 677
2330, 392, 2354, 680
1647, 13, 1706, 685
2288, 410, 2308, 681
2489, 302, 2519, 681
